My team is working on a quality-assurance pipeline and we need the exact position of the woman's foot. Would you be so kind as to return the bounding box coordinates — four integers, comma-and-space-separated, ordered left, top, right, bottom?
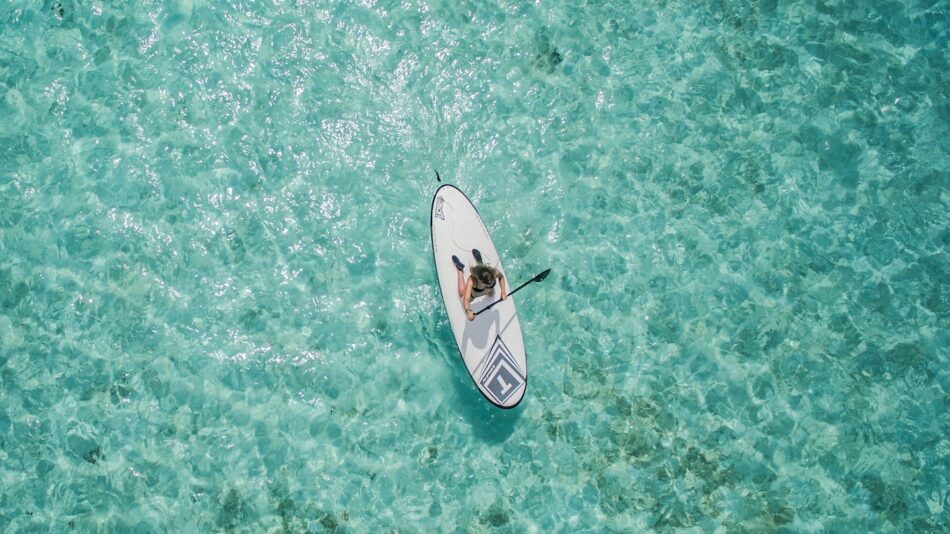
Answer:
472, 249, 483, 264
452, 255, 465, 272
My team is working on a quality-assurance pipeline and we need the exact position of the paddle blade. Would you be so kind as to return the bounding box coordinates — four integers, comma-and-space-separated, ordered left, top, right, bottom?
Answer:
533, 268, 551, 283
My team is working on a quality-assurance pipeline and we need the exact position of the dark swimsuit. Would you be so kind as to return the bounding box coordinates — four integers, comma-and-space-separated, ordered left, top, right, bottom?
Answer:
471, 279, 496, 296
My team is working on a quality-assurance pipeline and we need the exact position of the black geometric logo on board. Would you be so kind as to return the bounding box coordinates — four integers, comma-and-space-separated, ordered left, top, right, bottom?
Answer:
478, 336, 525, 405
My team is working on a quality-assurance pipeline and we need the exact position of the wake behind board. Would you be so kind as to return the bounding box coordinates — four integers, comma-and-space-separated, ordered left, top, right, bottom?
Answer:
430, 184, 527, 408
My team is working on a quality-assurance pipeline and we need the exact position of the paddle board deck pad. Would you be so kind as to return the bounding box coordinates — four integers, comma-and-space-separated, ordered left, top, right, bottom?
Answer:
430, 184, 527, 408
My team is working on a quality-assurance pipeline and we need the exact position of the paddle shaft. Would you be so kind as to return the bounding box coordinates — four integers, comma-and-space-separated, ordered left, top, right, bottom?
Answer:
474, 269, 550, 315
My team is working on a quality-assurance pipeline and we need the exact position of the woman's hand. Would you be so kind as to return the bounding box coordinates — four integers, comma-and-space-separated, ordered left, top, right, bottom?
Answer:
466, 308, 475, 321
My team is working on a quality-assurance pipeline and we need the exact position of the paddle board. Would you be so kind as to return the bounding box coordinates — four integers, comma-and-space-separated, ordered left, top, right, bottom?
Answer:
430, 184, 527, 408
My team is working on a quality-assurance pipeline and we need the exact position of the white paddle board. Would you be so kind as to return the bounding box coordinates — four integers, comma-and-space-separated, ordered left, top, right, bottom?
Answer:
430, 184, 527, 408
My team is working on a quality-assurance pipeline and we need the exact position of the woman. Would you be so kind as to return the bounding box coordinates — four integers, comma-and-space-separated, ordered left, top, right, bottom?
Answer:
452, 249, 508, 321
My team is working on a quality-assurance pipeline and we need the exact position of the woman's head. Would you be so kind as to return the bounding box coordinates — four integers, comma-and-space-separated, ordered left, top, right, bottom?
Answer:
471, 264, 496, 286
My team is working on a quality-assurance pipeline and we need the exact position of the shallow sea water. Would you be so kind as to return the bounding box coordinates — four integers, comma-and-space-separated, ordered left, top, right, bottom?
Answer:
1, 0, 948, 532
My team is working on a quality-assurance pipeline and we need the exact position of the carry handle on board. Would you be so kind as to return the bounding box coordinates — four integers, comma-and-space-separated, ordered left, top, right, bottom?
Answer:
475, 269, 551, 316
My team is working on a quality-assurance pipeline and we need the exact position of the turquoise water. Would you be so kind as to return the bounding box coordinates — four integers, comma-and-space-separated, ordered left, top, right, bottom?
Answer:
1, 0, 948, 531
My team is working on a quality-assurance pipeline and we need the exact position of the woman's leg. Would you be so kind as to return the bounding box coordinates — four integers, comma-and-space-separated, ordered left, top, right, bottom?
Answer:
452, 255, 466, 297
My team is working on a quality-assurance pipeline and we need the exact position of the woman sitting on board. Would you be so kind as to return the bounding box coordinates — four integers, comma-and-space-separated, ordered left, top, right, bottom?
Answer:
452, 249, 508, 321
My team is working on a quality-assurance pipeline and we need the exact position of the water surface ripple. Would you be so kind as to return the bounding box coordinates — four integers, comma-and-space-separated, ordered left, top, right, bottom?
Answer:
1, 0, 948, 531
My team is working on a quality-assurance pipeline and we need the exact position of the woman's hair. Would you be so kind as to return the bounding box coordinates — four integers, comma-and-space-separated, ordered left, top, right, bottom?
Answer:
470, 264, 496, 286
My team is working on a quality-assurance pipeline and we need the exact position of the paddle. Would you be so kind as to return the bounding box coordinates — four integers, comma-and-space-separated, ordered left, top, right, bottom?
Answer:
475, 269, 551, 316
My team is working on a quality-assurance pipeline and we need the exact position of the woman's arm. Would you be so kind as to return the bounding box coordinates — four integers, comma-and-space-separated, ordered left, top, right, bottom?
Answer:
499, 273, 508, 300
463, 278, 475, 320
